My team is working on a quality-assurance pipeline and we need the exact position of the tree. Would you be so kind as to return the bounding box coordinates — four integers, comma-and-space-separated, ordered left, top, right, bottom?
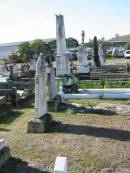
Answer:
9, 52, 22, 63
31, 39, 47, 55
18, 41, 32, 62
66, 37, 79, 47
17, 39, 47, 62
93, 36, 101, 67
125, 42, 130, 50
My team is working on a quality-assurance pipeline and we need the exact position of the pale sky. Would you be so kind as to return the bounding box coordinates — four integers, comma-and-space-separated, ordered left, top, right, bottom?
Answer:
0, 0, 130, 44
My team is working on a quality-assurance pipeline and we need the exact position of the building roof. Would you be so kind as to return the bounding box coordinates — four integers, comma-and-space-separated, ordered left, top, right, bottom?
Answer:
109, 34, 130, 42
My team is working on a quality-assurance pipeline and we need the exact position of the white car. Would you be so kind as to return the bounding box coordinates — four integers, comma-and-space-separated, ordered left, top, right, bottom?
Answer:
124, 50, 130, 58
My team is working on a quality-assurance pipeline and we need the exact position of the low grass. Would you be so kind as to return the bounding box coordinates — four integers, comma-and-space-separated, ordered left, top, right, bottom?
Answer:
77, 79, 130, 89
0, 99, 130, 173
67, 98, 130, 106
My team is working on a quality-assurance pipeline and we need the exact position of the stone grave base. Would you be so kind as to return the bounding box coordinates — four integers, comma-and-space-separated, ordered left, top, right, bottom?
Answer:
47, 95, 61, 112
0, 147, 11, 168
27, 113, 53, 133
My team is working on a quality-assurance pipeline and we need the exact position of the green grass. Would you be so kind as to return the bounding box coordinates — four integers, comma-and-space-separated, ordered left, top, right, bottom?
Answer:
0, 100, 34, 129
77, 79, 130, 89
70, 160, 101, 173
64, 108, 76, 116
67, 98, 130, 106
1, 99, 130, 173
0, 110, 22, 125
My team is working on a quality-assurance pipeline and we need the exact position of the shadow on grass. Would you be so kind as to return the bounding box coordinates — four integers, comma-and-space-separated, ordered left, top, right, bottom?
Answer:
0, 99, 34, 126
58, 103, 118, 116
51, 121, 130, 141
0, 157, 50, 173
0, 110, 22, 125
18, 98, 34, 109
0, 128, 11, 132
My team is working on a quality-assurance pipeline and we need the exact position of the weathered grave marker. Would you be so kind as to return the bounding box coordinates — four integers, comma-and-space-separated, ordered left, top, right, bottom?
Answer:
0, 139, 11, 168
27, 53, 52, 133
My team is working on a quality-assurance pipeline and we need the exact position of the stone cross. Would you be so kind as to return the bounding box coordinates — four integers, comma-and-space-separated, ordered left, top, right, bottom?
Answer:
35, 53, 47, 119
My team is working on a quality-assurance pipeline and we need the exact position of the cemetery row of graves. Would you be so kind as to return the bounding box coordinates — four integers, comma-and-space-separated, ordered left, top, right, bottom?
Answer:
0, 14, 130, 172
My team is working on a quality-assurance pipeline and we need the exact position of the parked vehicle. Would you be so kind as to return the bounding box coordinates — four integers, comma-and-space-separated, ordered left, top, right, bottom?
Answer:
112, 48, 124, 58
124, 50, 130, 58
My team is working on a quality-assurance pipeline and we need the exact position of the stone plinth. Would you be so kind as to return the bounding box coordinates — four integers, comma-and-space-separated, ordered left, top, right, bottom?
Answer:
0, 147, 10, 168
27, 113, 53, 133
0, 139, 11, 168
47, 95, 61, 112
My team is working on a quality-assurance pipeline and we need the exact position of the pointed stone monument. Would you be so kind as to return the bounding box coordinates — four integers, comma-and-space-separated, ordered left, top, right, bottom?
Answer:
27, 53, 52, 133
56, 14, 76, 93
34, 53, 47, 118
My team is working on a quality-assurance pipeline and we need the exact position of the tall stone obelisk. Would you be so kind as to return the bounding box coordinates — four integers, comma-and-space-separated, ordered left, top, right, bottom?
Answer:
56, 14, 70, 76
56, 14, 77, 93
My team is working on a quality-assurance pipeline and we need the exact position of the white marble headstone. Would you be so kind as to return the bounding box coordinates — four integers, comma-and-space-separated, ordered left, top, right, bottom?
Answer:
78, 44, 88, 64
35, 53, 47, 119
